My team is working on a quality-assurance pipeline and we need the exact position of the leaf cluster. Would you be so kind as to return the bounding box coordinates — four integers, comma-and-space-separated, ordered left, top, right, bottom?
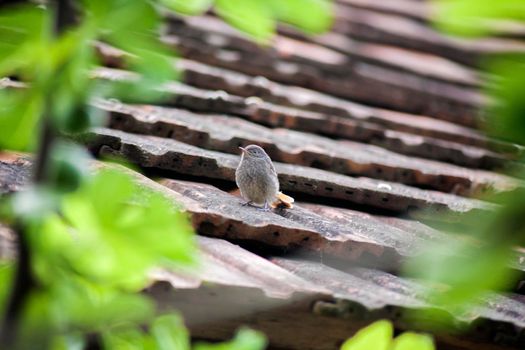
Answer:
161, 0, 333, 43
1, 167, 198, 348
341, 320, 435, 350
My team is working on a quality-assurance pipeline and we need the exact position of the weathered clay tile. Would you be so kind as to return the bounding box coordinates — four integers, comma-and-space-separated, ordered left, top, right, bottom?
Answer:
284, 30, 483, 90
94, 101, 517, 196
150, 252, 525, 350
83, 127, 492, 216
149, 236, 329, 299
93, 66, 515, 171
165, 16, 486, 126
0, 153, 32, 195
178, 14, 483, 89
299, 203, 525, 277
333, 5, 525, 67
0, 224, 16, 261
175, 60, 522, 156
273, 258, 525, 340
93, 47, 522, 156
170, 82, 515, 171
159, 179, 417, 267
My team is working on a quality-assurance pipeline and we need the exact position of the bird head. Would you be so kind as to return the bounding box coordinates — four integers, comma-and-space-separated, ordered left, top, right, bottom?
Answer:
239, 144, 268, 159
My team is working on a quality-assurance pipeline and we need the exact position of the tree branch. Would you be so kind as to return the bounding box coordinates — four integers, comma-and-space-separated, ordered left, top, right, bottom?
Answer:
0, 0, 78, 346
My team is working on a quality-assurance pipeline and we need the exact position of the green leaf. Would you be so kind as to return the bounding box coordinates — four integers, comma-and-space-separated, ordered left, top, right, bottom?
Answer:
49, 32, 97, 132
160, 0, 213, 15
33, 169, 197, 289
215, 0, 276, 43
340, 320, 392, 350
194, 328, 267, 350
433, 0, 525, 36
17, 290, 56, 348
404, 187, 525, 309
0, 4, 48, 77
391, 332, 435, 350
485, 58, 525, 145
48, 141, 91, 193
83, 0, 158, 34
0, 262, 13, 315
268, 0, 333, 34
103, 326, 153, 350
151, 314, 190, 350
50, 334, 86, 350
0, 87, 44, 151
55, 281, 155, 330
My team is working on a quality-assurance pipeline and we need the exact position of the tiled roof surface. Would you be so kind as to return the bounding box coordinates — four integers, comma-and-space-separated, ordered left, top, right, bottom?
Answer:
3, 0, 525, 349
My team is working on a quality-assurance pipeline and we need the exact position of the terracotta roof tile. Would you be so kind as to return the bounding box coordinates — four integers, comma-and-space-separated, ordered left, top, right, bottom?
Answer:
164, 17, 486, 126
92, 100, 518, 195
94, 66, 515, 171
85, 127, 493, 215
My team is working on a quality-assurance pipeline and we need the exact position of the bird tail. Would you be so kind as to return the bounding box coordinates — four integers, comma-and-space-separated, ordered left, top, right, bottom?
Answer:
270, 191, 295, 209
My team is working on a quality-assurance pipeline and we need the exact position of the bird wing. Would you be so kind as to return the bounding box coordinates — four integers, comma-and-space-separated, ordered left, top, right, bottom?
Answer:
267, 159, 277, 177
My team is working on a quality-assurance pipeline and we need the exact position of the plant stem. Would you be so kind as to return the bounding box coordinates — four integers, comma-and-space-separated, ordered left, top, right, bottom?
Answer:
0, 0, 77, 346
0, 222, 32, 346
33, 118, 55, 184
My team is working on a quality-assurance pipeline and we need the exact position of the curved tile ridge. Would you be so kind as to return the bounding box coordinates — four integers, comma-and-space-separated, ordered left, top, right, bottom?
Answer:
83, 127, 493, 216
150, 236, 329, 299
273, 258, 525, 331
92, 66, 516, 171
94, 100, 518, 196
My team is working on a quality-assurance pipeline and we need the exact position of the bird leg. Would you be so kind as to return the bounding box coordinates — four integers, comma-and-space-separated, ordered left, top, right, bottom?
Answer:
257, 201, 272, 212
241, 200, 254, 207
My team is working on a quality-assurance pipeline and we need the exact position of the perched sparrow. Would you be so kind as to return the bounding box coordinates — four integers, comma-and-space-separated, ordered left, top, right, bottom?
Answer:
235, 145, 279, 211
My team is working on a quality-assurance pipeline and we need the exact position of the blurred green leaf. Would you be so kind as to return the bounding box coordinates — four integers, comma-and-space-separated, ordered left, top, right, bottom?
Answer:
433, 0, 525, 36
410, 243, 513, 305
48, 32, 97, 132
50, 333, 86, 350
95, 0, 177, 103
485, 57, 525, 145
17, 290, 56, 348
194, 328, 267, 350
151, 314, 190, 350
11, 165, 197, 341
268, 0, 333, 34
0, 4, 48, 77
48, 141, 91, 193
405, 186, 525, 309
82, 0, 158, 34
103, 325, 153, 350
160, 0, 213, 15
0, 87, 44, 151
391, 332, 435, 350
0, 262, 13, 315
32, 169, 197, 289
52, 280, 155, 330
340, 320, 392, 350
215, 0, 275, 43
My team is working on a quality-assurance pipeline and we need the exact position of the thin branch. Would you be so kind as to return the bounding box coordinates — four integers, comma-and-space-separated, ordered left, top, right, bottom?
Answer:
0, 0, 78, 346
0, 222, 32, 346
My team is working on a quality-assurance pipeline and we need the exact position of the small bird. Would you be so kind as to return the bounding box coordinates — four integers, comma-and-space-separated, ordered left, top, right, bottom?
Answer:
236, 145, 279, 211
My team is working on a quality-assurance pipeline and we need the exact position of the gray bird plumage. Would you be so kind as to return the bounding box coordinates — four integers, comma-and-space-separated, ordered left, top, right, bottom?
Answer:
235, 145, 279, 211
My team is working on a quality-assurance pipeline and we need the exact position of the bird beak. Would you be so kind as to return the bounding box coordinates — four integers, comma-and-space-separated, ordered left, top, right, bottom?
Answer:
239, 147, 246, 153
